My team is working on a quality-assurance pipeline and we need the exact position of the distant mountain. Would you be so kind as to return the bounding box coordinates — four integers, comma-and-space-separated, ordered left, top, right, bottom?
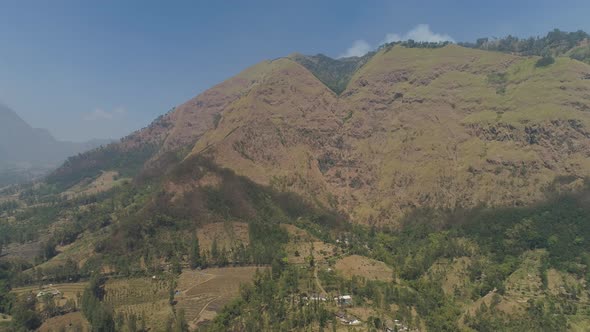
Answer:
0, 104, 111, 185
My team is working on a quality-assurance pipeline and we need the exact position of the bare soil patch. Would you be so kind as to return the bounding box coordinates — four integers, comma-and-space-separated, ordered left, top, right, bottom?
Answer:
283, 225, 337, 265
197, 221, 249, 250
334, 255, 393, 282
62, 171, 127, 199
38, 312, 90, 332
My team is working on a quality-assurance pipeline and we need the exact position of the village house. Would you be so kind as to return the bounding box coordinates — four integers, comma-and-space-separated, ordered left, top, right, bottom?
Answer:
36, 288, 61, 298
309, 295, 327, 302
334, 311, 361, 326
334, 294, 353, 306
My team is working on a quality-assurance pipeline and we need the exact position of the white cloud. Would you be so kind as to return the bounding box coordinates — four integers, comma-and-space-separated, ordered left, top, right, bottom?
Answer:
382, 24, 454, 44
339, 24, 454, 59
383, 33, 402, 43
339, 40, 372, 58
113, 107, 127, 115
84, 107, 127, 121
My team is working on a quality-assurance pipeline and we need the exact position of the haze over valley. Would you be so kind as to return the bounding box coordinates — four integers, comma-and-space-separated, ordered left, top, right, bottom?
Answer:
0, 104, 111, 186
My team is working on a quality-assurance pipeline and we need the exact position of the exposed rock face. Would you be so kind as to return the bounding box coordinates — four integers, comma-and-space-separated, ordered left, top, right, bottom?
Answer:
57, 45, 590, 225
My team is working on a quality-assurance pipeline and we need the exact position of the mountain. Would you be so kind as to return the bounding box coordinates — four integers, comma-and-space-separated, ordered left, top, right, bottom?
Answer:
52, 43, 590, 226
0, 104, 111, 185
4, 36, 590, 331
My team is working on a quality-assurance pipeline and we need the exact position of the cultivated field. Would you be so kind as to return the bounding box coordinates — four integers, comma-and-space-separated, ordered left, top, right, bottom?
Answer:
104, 277, 173, 331
283, 225, 337, 265
37, 230, 105, 271
0, 240, 41, 261
175, 266, 264, 329
78, 267, 264, 331
334, 255, 393, 281
0, 314, 12, 330
197, 221, 249, 250
12, 282, 87, 307
38, 312, 90, 332
62, 171, 128, 199
428, 256, 473, 298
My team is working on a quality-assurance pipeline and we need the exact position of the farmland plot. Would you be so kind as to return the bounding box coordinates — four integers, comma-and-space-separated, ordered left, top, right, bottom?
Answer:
175, 266, 264, 329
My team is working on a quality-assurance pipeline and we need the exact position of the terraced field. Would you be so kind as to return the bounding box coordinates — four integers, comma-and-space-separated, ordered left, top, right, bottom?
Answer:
9, 268, 263, 330
175, 267, 264, 329
283, 224, 337, 265
12, 282, 87, 307
0, 314, 12, 330
62, 171, 129, 199
0, 239, 41, 261
197, 222, 249, 250
104, 277, 173, 331
38, 312, 90, 332
334, 255, 394, 282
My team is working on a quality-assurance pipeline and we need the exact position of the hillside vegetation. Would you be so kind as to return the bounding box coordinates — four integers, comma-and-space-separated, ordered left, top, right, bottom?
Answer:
290, 52, 375, 94
460, 29, 590, 61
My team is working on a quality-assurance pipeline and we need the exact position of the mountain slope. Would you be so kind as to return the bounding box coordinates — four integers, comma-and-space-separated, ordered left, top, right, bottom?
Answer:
48, 60, 285, 187
52, 44, 590, 226
178, 45, 590, 225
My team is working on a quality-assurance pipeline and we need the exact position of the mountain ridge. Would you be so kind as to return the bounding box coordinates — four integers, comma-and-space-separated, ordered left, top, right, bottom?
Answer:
50, 43, 590, 226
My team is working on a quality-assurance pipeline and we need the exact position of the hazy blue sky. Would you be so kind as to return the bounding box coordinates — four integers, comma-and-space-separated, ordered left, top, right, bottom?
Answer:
1, 0, 590, 141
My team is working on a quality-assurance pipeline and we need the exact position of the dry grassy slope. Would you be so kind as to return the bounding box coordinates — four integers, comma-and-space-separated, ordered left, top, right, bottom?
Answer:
157, 61, 278, 151
59, 44, 590, 226
47, 59, 282, 185
114, 60, 281, 165
345, 45, 590, 223
189, 58, 339, 197
166, 45, 590, 225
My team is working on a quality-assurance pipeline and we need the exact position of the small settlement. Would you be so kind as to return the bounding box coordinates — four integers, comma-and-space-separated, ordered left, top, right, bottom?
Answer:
36, 287, 61, 298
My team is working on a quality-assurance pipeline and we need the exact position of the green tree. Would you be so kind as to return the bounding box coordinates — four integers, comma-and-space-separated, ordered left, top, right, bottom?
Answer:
171, 255, 182, 275
127, 313, 138, 332
189, 233, 201, 269
211, 237, 219, 264
169, 282, 176, 305
11, 295, 41, 330
81, 274, 115, 332
535, 55, 555, 67
174, 309, 189, 332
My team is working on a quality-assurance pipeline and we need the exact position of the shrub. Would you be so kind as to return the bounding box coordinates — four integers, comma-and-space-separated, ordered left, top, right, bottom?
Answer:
535, 56, 555, 67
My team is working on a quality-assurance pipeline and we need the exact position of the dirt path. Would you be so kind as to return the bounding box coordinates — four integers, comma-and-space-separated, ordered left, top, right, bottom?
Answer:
182, 271, 216, 296
194, 297, 219, 322
179, 271, 219, 325
313, 266, 327, 296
